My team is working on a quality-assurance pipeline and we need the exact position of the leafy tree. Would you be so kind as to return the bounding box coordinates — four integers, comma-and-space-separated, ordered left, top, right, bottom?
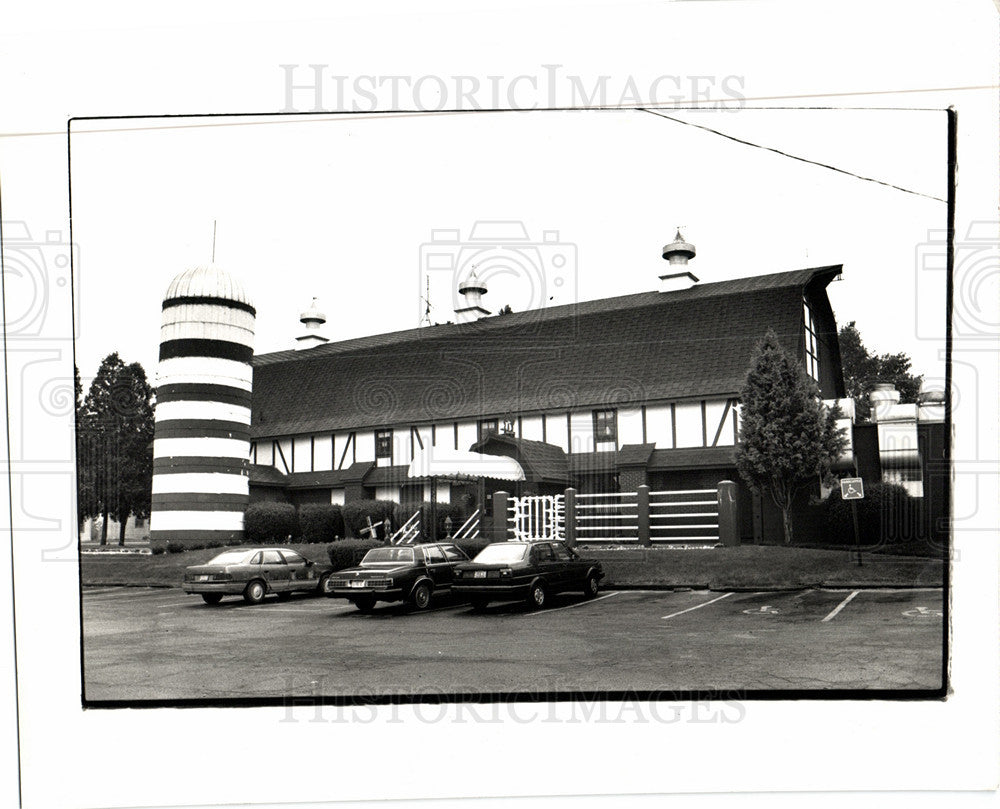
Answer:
77, 354, 155, 545
736, 330, 847, 545
839, 321, 922, 420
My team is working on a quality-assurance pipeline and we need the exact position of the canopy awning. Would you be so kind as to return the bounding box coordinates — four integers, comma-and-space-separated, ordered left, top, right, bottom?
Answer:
407, 446, 526, 482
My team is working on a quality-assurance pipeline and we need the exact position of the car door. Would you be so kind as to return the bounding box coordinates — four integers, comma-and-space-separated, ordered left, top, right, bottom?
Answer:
532, 543, 560, 590
280, 550, 312, 590
550, 542, 579, 590
260, 549, 291, 591
422, 545, 453, 590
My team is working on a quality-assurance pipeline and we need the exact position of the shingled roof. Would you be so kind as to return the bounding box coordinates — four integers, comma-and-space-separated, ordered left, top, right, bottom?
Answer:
251, 266, 841, 439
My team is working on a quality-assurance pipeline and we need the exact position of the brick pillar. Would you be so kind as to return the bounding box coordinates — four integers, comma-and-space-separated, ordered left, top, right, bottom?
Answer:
637, 484, 651, 547
564, 488, 576, 549
492, 490, 510, 542
717, 480, 740, 546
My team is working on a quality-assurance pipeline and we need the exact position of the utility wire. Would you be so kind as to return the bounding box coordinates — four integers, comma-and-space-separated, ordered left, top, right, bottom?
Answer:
640, 107, 945, 203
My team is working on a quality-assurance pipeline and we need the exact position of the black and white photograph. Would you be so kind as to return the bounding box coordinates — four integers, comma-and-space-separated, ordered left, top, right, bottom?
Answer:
70, 106, 950, 703
2, 1, 998, 807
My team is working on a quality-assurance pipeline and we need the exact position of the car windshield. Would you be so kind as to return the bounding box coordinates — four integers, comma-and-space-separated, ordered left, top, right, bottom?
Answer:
206, 550, 254, 565
473, 544, 529, 564
361, 547, 415, 564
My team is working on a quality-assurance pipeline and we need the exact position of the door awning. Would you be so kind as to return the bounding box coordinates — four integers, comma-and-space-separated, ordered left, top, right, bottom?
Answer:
407, 446, 526, 482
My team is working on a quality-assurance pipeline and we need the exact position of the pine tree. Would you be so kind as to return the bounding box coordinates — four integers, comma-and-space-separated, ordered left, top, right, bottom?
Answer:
736, 330, 847, 544
78, 354, 155, 545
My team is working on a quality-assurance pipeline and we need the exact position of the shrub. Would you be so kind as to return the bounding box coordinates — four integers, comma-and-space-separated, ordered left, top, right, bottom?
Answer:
816, 482, 922, 545
342, 500, 396, 539
166, 541, 186, 554
244, 502, 298, 544
150, 542, 166, 555
297, 504, 345, 543
327, 539, 381, 571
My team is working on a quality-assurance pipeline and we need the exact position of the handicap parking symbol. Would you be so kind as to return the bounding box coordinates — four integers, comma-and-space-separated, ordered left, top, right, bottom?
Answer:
742, 605, 780, 615
902, 606, 943, 618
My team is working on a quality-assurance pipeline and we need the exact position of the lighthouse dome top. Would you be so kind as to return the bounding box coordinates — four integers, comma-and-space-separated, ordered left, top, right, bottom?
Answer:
164, 265, 254, 309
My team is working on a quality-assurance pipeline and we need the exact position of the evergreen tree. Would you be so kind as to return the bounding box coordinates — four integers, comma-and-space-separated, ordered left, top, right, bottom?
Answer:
839, 321, 922, 419
78, 354, 155, 545
736, 330, 847, 544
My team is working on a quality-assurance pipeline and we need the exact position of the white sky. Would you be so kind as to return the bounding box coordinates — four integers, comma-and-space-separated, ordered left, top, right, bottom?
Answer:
69, 106, 948, 386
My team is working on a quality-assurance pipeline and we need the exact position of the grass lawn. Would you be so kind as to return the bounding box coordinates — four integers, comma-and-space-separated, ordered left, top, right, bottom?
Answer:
80, 543, 333, 588
81, 542, 945, 590
589, 545, 944, 589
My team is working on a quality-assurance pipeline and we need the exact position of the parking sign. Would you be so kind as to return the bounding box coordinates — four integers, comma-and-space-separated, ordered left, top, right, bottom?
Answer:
840, 477, 864, 500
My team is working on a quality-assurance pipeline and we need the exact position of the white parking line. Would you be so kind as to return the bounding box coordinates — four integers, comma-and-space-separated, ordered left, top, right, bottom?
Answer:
661, 591, 734, 620
522, 591, 621, 617
822, 590, 860, 622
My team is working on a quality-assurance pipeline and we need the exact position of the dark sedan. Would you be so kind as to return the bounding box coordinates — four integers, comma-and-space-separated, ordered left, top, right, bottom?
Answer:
324, 542, 470, 611
452, 540, 604, 610
183, 548, 332, 605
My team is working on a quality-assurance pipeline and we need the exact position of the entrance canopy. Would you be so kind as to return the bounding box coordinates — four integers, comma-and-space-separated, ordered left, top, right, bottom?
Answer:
407, 445, 526, 482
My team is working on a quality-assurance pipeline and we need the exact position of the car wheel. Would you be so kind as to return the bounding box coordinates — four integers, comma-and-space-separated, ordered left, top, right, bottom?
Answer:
410, 581, 432, 610
354, 596, 376, 612
316, 573, 330, 594
243, 580, 266, 605
583, 573, 600, 599
527, 582, 547, 610
469, 597, 490, 612
201, 593, 223, 605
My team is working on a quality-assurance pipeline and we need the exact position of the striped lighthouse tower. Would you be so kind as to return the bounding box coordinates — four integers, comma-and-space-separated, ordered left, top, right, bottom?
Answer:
149, 265, 255, 545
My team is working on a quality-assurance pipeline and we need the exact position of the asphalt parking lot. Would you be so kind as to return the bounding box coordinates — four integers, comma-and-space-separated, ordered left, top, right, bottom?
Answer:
82, 585, 944, 701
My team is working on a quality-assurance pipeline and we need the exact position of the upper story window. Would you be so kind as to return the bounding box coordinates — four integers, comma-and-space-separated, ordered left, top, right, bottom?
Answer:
803, 299, 820, 382
375, 429, 393, 460
477, 419, 499, 442
593, 409, 618, 445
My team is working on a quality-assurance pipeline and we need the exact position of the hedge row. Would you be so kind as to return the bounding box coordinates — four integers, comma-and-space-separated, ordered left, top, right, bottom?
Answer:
324, 536, 492, 571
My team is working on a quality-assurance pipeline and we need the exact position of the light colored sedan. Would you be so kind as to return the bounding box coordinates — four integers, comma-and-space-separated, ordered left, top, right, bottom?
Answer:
183, 547, 332, 605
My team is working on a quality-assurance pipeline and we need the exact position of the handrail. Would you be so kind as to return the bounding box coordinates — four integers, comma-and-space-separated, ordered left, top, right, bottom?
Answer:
389, 510, 421, 545
453, 510, 481, 540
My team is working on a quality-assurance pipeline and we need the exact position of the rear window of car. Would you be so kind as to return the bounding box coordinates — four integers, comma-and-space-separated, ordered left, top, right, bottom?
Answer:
534, 544, 555, 562
441, 545, 469, 562
207, 550, 254, 565
552, 544, 574, 561
473, 544, 529, 564
362, 547, 415, 564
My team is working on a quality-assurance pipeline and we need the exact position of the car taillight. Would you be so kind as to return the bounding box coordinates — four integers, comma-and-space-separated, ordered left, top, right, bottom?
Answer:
499, 569, 512, 578
213, 573, 232, 581
455, 570, 463, 578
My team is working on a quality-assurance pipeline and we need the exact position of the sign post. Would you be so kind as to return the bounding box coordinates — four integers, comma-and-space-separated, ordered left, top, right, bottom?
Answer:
840, 477, 865, 567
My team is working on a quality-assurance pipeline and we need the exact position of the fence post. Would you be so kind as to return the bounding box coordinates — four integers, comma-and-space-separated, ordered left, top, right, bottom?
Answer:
564, 488, 576, 548
492, 491, 510, 542
637, 484, 651, 547
717, 480, 739, 546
